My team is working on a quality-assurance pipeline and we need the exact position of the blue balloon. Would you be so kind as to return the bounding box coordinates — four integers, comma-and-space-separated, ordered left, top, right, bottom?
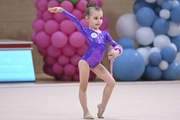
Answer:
113, 49, 145, 81
145, 65, 162, 80
161, 46, 176, 63
149, 52, 162, 66
163, 62, 180, 80
170, 6, 180, 24
133, 0, 154, 14
136, 7, 156, 27
117, 37, 136, 49
171, 34, 180, 52
152, 18, 169, 35
154, 6, 162, 15
161, 0, 173, 10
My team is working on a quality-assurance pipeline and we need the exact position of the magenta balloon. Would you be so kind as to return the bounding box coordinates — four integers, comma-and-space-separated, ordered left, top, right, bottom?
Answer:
64, 63, 76, 76
97, 0, 103, 7
38, 0, 48, 12
44, 20, 59, 35
54, 74, 63, 80
76, 0, 87, 12
80, 19, 89, 28
69, 31, 86, 48
60, 1, 74, 12
72, 9, 83, 20
43, 10, 53, 21
52, 62, 63, 74
34, 0, 41, 9
33, 19, 45, 32
70, 54, 81, 66
63, 74, 72, 81
36, 10, 43, 19
62, 44, 76, 57
31, 32, 37, 45
43, 64, 56, 76
100, 17, 109, 30
47, 45, 61, 58
35, 31, 51, 48
58, 54, 70, 66
43, 55, 57, 65
47, 0, 60, 8
76, 43, 88, 55
53, 13, 66, 23
73, 73, 79, 81
38, 47, 47, 56
51, 31, 68, 48
60, 20, 76, 35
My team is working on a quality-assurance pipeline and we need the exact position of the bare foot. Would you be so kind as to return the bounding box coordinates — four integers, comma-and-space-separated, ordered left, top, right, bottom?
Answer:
83, 113, 94, 119
97, 104, 105, 119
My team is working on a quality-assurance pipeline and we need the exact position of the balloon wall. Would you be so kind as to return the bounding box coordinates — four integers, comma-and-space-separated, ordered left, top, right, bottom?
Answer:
114, 0, 180, 81
32, 0, 106, 81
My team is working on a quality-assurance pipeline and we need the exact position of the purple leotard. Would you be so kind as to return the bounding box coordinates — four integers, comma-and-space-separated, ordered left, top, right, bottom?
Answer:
62, 10, 123, 69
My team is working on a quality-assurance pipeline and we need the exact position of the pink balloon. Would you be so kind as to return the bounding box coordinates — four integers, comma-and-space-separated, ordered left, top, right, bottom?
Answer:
69, 31, 86, 48
43, 10, 53, 21
70, 54, 81, 66
60, 20, 76, 35
89, 71, 96, 81
60, 1, 74, 12
58, 55, 70, 66
63, 74, 72, 81
76, 43, 88, 55
80, 19, 89, 28
54, 13, 66, 23
52, 62, 63, 74
64, 63, 76, 76
34, 0, 41, 10
33, 19, 45, 32
47, 45, 61, 58
76, 0, 87, 12
43, 64, 56, 76
62, 44, 76, 57
72, 9, 83, 20
97, 0, 103, 7
38, 0, 48, 12
54, 74, 63, 80
100, 16, 109, 30
36, 10, 43, 18
31, 32, 37, 45
43, 55, 57, 65
47, 0, 60, 8
73, 73, 79, 81
51, 31, 68, 48
44, 20, 59, 35
35, 31, 51, 48
38, 47, 47, 56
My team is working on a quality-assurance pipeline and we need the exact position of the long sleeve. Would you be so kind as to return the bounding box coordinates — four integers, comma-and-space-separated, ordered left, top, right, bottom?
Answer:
62, 10, 87, 36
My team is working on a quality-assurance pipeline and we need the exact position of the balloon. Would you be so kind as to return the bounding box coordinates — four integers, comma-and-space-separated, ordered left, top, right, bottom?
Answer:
58, 55, 70, 66
100, 16, 109, 30
159, 60, 169, 70
159, 9, 170, 19
152, 18, 169, 35
44, 20, 59, 35
35, 31, 51, 48
70, 54, 81, 66
47, 0, 60, 8
60, 20, 76, 35
43, 10, 53, 21
62, 44, 76, 57
145, 65, 162, 80
161, 0, 173, 10
36, 10, 43, 19
43, 64, 56, 76
73, 73, 79, 81
175, 52, 180, 64
76, 43, 89, 55
52, 62, 63, 74
72, 9, 83, 20
133, 0, 154, 14
51, 31, 68, 48
170, 6, 180, 24
161, 46, 176, 63
148, 52, 162, 66
169, 43, 177, 52
47, 45, 61, 58
136, 27, 155, 45
64, 64, 76, 76
117, 37, 136, 49
137, 47, 150, 65
136, 7, 156, 27
43, 55, 56, 65
33, 19, 45, 32
63, 74, 73, 81
53, 13, 66, 23
157, 0, 163, 5
172, 0, 180, 7
37, 47, 47, 56
171, 34, 180, 52
167, 21, 180, 37
145, 0, 157, 3
38, 0, 48, 12
76, 0, 87, 12
60, 0, 74, 12
80, 19, 89, 28
153, 35, 171, 50
31, 32, 37, 45
69, 31, 86, 48
34, 0, 41, 9
149, 47, 160, 54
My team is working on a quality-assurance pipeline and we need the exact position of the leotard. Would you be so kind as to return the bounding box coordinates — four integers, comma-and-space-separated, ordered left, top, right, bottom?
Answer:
62, 10, 123, 69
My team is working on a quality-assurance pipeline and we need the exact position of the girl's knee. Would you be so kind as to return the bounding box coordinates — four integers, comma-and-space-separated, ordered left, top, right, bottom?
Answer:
80, 85, 88, 92
108, 79, 116, 88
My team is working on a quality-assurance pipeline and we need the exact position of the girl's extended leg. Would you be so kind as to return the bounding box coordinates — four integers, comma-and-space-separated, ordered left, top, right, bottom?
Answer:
91, 63, 116, 118
78, 60, 93, 119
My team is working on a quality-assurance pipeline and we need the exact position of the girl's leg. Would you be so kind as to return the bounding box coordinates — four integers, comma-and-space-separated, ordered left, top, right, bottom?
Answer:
91, 63, 116, 118
78, 60, 93, 119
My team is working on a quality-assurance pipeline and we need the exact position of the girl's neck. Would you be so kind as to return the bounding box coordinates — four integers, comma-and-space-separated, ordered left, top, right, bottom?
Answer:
89, 28, 101, 33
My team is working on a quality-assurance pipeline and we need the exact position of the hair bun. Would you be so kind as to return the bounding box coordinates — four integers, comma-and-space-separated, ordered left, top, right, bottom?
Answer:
86, 1, 97, 8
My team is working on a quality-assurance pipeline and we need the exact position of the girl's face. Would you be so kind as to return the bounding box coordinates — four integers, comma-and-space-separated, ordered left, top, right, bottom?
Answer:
86, 10, 103, 30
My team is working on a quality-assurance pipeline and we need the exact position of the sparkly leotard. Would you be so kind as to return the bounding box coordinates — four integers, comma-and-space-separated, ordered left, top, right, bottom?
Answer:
62, 10, 123, 69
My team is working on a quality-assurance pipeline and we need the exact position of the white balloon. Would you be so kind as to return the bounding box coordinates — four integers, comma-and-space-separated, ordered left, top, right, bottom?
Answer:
136, 47, 150, 65
153, 35, 171, 50
136, 27, 155, 46
159, 9, 170, 19
145, 0, 157, 3
167, 21, 180, 37
172, 0, 179, 7
169, 43, 177, 52
175, 52, 180, 64
116, 14, 140, 40
149, 47, 160, 54
159, 60, 169, 70
157, 0, 163, 5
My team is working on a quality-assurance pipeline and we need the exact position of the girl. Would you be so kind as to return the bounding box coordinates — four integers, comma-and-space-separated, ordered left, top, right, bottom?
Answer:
48, 1, 123, 119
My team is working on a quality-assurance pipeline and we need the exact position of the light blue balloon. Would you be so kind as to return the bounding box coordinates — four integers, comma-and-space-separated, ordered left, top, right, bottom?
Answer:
133, 0, 154, 14
117, 37, 136, 49
161, 46, 176, 63
113, 49, 145, 81
170, 6, 180, 24
145, 65, 162, 80
152, 18, 169, 35
149, 52, 162, 66
163, 62, 180, 80
161, 0, 173, 10
136, 7, 156, 27
171, 34, 180, 52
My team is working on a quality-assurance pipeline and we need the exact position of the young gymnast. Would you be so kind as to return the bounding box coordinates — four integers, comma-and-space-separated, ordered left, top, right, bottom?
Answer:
48, 1, 123, 119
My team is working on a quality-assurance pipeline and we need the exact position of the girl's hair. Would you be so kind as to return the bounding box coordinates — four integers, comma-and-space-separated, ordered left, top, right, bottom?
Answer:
85, 1, 102, 16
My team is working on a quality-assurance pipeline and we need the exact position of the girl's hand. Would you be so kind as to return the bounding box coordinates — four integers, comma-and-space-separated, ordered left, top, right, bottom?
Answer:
48, 7, 63, 13
107, 50, 119, 60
